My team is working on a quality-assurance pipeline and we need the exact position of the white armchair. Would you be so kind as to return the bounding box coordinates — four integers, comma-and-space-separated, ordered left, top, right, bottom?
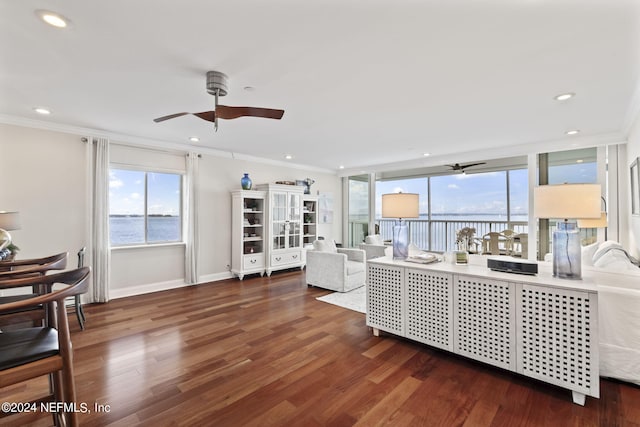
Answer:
306, 240, 366, 292
359, 234, 387, 260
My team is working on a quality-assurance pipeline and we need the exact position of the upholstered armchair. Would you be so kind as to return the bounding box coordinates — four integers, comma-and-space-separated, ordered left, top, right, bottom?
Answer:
359, 234, 387, 260
306, 240, 366, 292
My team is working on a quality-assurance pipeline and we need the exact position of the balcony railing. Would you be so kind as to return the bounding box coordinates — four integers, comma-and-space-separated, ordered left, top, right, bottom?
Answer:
348, 218, 596, 254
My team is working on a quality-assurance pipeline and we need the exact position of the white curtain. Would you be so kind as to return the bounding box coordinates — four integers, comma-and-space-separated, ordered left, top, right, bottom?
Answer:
184, 152, 200, 284
91, 137, 111, 302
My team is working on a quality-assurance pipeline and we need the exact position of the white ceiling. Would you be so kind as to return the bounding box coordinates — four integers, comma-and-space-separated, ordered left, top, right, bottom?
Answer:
1, 0, 639, 175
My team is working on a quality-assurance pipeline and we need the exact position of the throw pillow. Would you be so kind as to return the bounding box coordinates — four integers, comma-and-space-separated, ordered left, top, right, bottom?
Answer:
313, 239, 338, 253
581, 242, 599, 266
365, 234, 384, 245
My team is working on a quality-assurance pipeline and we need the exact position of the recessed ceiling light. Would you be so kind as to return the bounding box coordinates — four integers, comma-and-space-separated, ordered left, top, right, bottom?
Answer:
284, 154, 293, 160
189, 136, 199, 142
554, 92, 575, 101
423, 152, 431, 157
36, 10, 70, 28
576, 159, 584, 163
566, 129, 580, 135
339, 165, 345, 169
243, 86, 255, 92
33, 107, 51, 115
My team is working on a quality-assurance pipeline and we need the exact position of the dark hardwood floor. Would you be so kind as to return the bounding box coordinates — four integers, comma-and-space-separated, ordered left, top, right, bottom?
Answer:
2, 269, 639, 426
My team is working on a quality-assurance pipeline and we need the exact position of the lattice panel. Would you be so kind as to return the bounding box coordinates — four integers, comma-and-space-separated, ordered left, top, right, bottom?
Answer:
367, 264, 404, 335
453, 276, 515, 370
517, 284, 596, 395
406, 269, 453, 351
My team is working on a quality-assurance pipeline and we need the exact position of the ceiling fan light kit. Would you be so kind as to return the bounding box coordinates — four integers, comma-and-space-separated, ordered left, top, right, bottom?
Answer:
153, 70, 284, 131
206, 71, 228, 97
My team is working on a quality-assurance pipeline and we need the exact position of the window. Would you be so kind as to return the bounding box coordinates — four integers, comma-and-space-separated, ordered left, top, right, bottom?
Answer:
109, 169, 182, 246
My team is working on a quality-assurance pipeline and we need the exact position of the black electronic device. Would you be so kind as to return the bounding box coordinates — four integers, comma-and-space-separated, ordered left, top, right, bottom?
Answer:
487, 257, 538, 275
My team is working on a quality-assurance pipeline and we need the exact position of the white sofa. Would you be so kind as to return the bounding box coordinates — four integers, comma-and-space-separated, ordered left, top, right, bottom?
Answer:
306, 240, 366, 292
580, 241, 640, 386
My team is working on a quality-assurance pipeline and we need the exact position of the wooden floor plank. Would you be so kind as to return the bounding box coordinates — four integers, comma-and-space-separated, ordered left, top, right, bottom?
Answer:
2, 269, 639, 426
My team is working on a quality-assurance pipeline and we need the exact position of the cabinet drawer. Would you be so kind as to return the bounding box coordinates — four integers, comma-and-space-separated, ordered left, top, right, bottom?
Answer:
271, 251, 302, 266
243, 254, 264, 270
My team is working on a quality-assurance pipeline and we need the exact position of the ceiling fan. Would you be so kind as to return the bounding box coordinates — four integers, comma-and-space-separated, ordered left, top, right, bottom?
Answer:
153, 71, 285, 131
445, 162, 487, 173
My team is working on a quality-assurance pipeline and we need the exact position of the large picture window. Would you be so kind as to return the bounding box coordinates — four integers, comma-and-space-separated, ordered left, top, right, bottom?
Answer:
109, 169, 182, 246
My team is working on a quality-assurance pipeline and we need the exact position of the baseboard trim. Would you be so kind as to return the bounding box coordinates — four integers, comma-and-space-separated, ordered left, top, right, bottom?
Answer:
109, 272, 235, 300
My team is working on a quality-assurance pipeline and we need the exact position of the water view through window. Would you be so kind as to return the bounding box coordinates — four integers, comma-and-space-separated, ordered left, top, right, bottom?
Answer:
109, 169, 182, 245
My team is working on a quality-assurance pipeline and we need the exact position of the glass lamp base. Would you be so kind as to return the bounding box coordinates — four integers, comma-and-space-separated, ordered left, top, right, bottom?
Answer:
552, 221, 582, 280
392, 221, 409, 260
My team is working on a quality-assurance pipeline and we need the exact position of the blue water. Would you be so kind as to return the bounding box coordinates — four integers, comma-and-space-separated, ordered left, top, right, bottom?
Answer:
110, 216, 181, 245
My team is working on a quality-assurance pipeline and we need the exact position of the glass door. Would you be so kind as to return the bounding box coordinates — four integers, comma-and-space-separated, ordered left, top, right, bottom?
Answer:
288, 192, 301, 249
348, 174, 370, 247
271, 192, 287, 250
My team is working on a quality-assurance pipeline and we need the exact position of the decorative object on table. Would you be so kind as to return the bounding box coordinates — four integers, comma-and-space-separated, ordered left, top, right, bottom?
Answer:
240, 173, 252, 190
534, 184, 601, 279
153, 70, 284, 132
630, 158, 639, 215
577, 196, 608, 240
381, 192, 419, 260
0, 211, 21, 257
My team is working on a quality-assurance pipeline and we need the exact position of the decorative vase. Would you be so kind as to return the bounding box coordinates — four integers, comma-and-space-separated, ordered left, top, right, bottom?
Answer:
552, 221, 581, 279
241, 173, 252, 190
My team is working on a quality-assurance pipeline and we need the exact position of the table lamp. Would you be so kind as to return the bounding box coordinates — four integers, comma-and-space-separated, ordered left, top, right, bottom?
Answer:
382, 193, 419, 260
0, 211, 21, 252
534, 184, 600, 279
577, 196, 608, 240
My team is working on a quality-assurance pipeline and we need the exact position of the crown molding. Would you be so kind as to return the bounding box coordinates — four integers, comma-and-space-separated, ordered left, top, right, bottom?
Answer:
337, 131, 628, 177
0, 114, 337, 175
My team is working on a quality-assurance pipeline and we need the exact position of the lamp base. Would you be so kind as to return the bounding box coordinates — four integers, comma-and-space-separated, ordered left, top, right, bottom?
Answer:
392, 221, 409, 260
552, 221, 582, 280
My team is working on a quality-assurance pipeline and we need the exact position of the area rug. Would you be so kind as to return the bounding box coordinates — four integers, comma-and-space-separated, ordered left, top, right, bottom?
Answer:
316, 286, 366, 314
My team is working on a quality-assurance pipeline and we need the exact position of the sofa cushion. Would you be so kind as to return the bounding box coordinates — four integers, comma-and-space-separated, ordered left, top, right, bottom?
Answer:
313, 239, 337, 253
365, 234, 384, 245
593, 241, 623, 264
346, 260, 365, 275
582, 242, 599, 266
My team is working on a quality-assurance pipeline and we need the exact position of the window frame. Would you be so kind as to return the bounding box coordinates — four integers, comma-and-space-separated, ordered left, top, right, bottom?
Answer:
109, 166, 184, 247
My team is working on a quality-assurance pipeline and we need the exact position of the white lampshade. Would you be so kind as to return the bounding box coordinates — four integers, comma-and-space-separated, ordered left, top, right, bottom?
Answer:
577, 212, 608, 229
533, 184, 601, 219
0, 211, 21, 231
382, 193, 419, 219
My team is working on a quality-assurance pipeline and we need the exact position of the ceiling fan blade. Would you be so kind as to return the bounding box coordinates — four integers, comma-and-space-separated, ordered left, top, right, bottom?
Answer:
192, 111, 216, 122
215, 105, 284, 120
153, 112, 191, 123
461, 162, 487, 169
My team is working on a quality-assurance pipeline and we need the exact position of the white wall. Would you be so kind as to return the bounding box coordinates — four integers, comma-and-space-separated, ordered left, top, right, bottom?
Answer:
626, 113, 640, 258
0, 124, 88, 262
1, 123, 342, 299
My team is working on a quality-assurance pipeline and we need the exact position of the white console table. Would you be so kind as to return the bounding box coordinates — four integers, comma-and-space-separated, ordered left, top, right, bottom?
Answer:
366, 256, 599, 405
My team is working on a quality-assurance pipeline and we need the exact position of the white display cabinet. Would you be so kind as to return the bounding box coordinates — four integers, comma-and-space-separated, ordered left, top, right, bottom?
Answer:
231, 190, 266, 280
256, 184, 305, 276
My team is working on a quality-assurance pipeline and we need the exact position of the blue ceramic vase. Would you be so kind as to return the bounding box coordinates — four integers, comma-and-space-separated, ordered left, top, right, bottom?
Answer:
241, 173, 252, 190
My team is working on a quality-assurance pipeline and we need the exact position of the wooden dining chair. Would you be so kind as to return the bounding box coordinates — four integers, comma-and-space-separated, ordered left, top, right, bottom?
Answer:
0, 252, 68, 328
0, 267, 90, 427
67, 247, 86, 330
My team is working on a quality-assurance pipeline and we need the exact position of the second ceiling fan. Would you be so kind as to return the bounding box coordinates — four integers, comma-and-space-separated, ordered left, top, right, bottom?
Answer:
154, 71, 285, 131
445, 162, 486, 173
